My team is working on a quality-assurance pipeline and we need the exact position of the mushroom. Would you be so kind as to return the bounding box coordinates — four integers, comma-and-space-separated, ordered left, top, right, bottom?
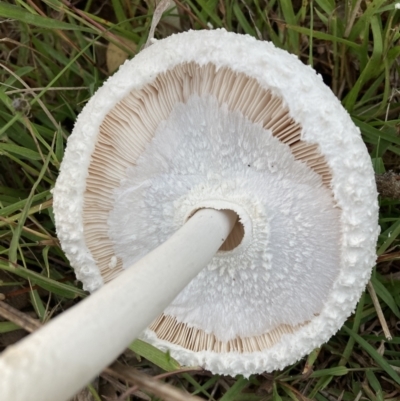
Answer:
0, 29, 379, 401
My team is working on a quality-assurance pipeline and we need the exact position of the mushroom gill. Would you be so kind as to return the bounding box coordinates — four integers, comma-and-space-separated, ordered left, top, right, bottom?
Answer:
83, 62, 335, 353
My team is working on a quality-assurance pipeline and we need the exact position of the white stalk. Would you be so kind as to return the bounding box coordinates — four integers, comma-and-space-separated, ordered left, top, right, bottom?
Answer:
0, 208, 236, 401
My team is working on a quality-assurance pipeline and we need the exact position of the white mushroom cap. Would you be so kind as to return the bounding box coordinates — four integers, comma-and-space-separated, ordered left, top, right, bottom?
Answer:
53, 29, 379, 376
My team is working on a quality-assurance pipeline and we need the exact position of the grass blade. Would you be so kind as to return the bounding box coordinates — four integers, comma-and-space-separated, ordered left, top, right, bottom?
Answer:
342, 325, 400, 386
0, 3, 94, 32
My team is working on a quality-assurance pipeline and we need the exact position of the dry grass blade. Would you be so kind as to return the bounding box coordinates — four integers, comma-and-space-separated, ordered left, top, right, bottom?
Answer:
0, 300, 41, 333
105, 362, 205, 401
115, 367, 203, 400
367, 281, 392, 341
144, 0, 172, 49
344, 0, 363, 38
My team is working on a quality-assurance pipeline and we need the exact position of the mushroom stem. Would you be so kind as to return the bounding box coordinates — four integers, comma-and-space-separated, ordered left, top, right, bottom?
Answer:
0, 208, 236, 401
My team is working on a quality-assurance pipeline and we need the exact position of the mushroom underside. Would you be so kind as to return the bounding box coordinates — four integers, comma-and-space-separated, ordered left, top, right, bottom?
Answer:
82, 62, 338, 353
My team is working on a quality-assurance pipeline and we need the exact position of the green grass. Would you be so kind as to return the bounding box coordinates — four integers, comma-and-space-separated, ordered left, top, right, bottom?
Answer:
1, 0, 400, 400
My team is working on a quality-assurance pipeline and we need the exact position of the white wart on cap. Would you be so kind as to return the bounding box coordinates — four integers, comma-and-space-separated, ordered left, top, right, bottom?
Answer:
53, 29, 379, 375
